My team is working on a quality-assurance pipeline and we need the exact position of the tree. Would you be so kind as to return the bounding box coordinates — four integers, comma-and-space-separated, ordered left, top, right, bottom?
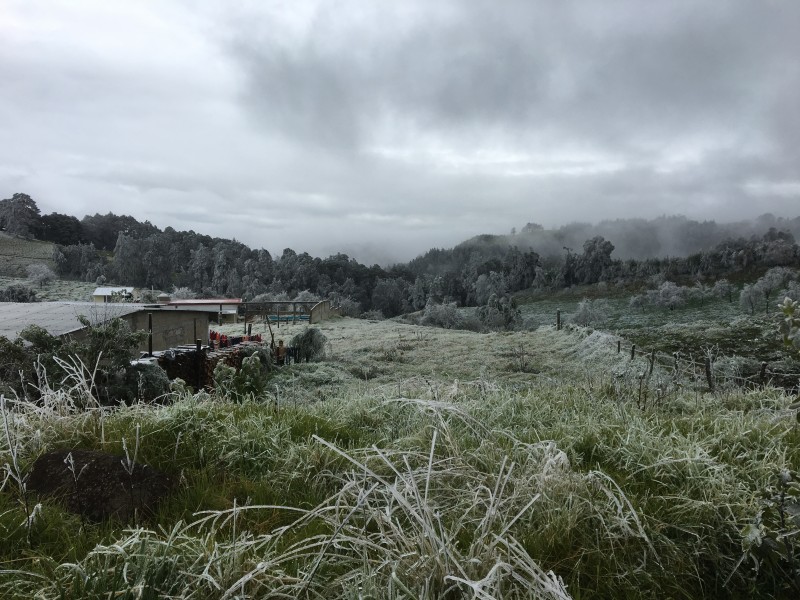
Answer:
371, 278, 406, 317
739, 284, 758, 315
0, 193, 41, 238
753, 267, 795, 315
712, 279, 736, 303
26, 264, 56, 288
40, 212, 83, 245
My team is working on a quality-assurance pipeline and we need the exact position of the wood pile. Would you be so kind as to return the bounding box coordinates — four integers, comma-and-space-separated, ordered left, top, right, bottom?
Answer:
157, 341, 268, 390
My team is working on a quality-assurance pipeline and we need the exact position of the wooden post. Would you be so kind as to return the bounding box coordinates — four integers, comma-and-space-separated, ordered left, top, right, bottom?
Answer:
248, 323, 252, 337
630, 344, 636, 360
617, 340, 621, 353
193, 318, 197, 343
649, 349, 656, 375
760, 361, 768, 386
148, 313, 153, 357
195, 339, 202, 390
705, 358, 715, 392
556, 309, 561, 331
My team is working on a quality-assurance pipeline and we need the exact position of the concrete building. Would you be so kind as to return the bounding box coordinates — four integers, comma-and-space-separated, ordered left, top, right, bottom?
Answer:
0, 301, 210, 353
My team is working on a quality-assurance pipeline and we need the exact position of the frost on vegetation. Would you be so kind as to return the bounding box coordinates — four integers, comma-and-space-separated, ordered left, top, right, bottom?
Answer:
779, 297, 800, 353
570, 298, 609, 326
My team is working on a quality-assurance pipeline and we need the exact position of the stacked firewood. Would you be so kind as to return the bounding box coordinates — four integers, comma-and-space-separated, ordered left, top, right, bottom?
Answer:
157, 342, 269, 390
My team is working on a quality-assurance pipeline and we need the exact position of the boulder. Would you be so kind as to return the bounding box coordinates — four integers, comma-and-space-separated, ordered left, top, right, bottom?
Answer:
27, 449, 173, 522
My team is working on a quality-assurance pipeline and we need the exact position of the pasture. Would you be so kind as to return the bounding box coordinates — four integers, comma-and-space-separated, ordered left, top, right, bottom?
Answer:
2, 316, 799, 598
0, 232, 56, 276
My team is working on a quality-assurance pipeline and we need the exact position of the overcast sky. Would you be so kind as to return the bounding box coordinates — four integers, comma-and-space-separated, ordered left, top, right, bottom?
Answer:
1, 1, 798, 264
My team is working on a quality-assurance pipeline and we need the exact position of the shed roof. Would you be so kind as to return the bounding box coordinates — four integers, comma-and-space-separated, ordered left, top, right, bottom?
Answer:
0, 302, 219, 342
0, 302, 145, 340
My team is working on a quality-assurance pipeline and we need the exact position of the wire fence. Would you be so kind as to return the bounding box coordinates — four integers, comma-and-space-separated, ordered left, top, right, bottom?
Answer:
554, 312, 800, 394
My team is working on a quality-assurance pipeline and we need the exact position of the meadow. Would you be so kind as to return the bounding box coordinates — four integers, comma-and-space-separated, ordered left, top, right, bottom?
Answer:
2, 316, 799, 598
0, 232, 56, 277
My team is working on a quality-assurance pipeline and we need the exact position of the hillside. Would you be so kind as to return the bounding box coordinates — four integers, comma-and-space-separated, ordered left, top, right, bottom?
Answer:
0, 232, 56, 276
2, 317, 799, 598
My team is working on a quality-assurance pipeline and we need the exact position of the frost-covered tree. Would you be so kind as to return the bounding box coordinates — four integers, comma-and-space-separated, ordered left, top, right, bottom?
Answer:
739, 284, 758, 315
649, 281, 687, 310
474, 271, 506, 306
753, 267, 795, 315
712, 279, 736, 303
779, 297, 800, 354
26, 263, 55, 288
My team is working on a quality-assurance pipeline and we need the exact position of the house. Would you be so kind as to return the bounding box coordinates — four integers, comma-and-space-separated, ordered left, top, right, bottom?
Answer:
92, 287, 136, 303
0, 301, 211, 353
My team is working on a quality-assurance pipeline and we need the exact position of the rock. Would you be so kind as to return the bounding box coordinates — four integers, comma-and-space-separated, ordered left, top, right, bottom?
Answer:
27, 449, 173, 522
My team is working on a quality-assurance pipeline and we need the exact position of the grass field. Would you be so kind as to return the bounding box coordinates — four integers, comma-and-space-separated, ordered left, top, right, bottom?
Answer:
0, 232, 56, 276
0, 276, 101, 301
2, 317, 800, 598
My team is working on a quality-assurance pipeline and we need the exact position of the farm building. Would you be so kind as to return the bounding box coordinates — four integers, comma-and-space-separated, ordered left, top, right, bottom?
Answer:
157, 296, 242, 324
0, 301, 211, 353
92, 287, 136, 303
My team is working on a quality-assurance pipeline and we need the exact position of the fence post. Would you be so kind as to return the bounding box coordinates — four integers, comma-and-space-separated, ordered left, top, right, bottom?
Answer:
556, 309, 561, 331
705, 358, 715, 392
617, 340, 621, 354
195, 338, 202, 391
649, 349, 656, 375
630, 344, 636, 360
759, 361, 768, 386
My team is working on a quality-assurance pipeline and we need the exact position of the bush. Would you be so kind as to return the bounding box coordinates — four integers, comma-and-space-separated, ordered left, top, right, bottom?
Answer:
213, 354, 270, 401
571, 298, 610, 326
126, 363, 170, 403
291, 328, 327, 362
0, 284, 37, 302
421, 301, 463, 329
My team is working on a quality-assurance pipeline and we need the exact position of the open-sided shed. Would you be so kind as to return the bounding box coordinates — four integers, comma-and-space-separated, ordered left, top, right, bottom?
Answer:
0, 302, 210, 353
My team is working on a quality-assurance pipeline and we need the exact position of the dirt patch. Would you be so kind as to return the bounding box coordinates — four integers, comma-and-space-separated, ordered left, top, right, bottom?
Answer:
27, 449, 174, 522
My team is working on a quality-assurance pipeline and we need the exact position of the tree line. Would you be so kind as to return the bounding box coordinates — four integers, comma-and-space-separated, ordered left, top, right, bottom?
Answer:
3, 192, 800, 321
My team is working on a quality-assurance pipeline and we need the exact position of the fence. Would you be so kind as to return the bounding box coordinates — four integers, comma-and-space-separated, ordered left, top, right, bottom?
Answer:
554, 311, 800, 393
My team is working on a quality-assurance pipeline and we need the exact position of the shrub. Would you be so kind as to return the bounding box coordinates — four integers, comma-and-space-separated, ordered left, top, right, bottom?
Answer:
291, 327, 327, 362
571, 298, 609, 326
421, 301, 463, 329
126, 363, 170, 403
0, 284, 37, 302
213, 354, 270, 401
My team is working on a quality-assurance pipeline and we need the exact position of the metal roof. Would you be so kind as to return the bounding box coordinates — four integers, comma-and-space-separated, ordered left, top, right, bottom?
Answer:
0, 302, 145, 340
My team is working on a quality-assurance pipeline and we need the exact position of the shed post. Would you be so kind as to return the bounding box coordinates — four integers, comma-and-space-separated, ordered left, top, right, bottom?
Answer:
195, 339, 202, 390
148, 313, 153, 357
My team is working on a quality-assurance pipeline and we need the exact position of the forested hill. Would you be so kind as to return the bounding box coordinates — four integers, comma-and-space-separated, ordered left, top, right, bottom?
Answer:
2, 191, 800, 317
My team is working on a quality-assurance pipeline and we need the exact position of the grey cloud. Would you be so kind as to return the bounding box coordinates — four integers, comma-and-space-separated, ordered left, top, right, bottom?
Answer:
0, 1, 798, 266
